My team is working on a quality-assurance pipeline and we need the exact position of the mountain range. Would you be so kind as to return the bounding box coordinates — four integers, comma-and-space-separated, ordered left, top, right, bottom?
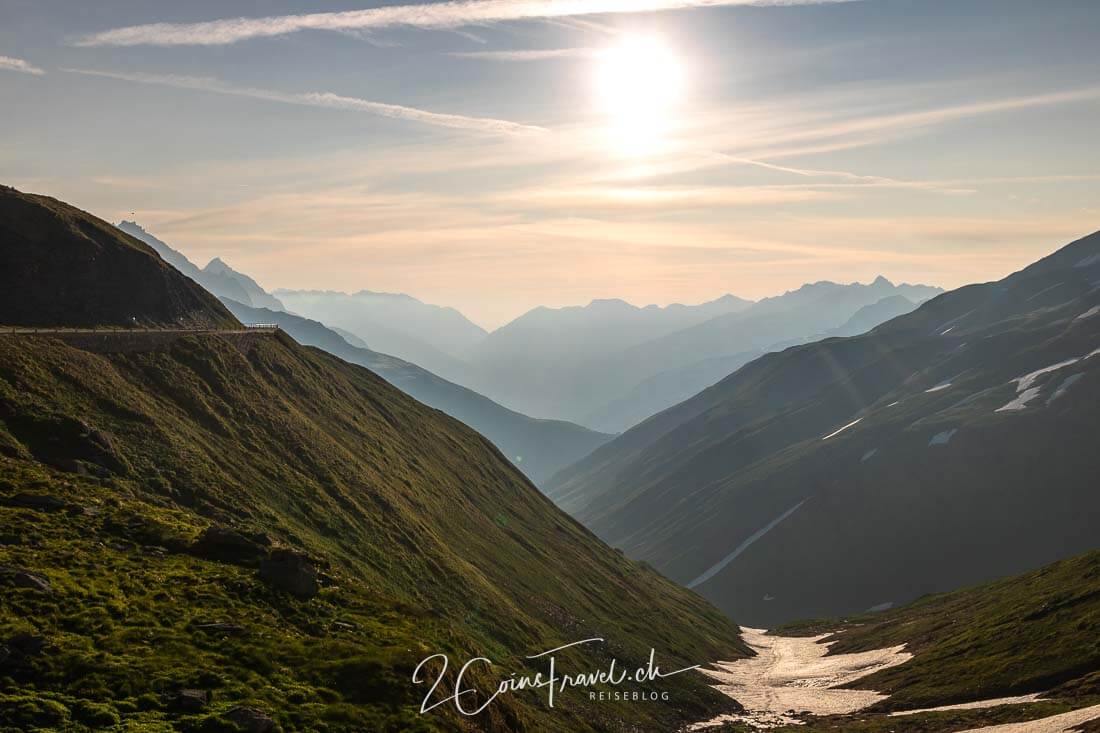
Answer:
273, 289, 486, 385
280, 282, 941, 432
548, 229, 1100, 627
118, 221, 285, 312
0, 186, 745, 731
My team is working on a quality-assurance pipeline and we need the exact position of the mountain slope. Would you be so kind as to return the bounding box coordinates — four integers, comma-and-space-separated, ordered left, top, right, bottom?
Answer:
549, 230, 1100, 627
583, 294, 924, 433
0, 187, 236, 329
118, 221, 285, 311
0, 189, 747, 731
220, 298, 612, 485
780, 549, 1100, 715
592, 278, 942, 410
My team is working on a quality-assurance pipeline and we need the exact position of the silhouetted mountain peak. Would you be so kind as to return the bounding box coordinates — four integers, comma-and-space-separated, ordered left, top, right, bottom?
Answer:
204, 256, 231, 274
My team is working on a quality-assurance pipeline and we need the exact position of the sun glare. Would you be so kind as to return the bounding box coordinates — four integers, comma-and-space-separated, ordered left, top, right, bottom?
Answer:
595, 35, 685, 156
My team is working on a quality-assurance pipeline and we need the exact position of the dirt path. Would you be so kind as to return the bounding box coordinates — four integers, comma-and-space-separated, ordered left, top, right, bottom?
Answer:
690, 628, 911, 729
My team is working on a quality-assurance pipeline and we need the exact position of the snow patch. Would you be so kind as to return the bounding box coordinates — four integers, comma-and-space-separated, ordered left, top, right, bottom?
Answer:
1016, 358, 1081, 392
996, 350, 1098, 412
861, 448, 878, 463
1075, 252, 1100, 268
931, 309, 975, 336
866, 601, 894, 612
925, 381, 952, 393
692, 628, 912, 731
997, 387, 1042, 412
1075, 305, 1100, 320
929, 428, 958, 445
890, 693, 1043, 717
1047, 373, 1083, 403
956, 703, 1100, 732
822, 417, 862, 440
939, 326, 955, 335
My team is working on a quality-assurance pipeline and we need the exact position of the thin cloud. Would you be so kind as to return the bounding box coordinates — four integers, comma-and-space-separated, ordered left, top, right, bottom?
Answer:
447, 47, 599, 61
0, 55, 45, 75
62, 68, 547, 135
73, 0, 859, 47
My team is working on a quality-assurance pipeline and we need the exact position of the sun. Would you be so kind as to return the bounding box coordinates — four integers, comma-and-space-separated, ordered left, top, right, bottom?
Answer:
595, 35, 685, 156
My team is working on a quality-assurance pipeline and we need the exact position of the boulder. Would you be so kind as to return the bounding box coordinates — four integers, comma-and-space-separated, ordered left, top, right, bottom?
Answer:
0, 566, 52, 593
166, 688, 208, 712
225, 706, 275, 733
191, 526, 266, 565
1, 493, 70, 513
7, 633, 46, 656
258, 550, 319, 599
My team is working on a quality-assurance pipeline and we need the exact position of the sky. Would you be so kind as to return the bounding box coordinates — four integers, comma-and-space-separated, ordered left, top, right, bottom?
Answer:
1, 0, 1098, 329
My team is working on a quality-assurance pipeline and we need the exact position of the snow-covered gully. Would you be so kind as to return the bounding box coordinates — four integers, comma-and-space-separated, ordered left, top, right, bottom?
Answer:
689, 629, 1100, 731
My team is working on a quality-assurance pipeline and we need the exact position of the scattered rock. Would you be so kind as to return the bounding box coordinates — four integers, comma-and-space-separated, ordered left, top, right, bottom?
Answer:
191, 525, 266, 565
0, 566, 52, 593
225, 706, 275, 733
195, 622, 248, 637
1, 492, 70, 513
332, 620, 357, 632
7, 633, 47, 656
259, 549, 319, 599
165, 688, 208, 712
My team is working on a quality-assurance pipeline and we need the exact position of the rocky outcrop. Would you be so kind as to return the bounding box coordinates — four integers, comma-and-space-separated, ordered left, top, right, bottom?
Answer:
225, 706, 276, 733
190, 526, 269, 565
0, 566, 52, 593
258, 550, 319, 599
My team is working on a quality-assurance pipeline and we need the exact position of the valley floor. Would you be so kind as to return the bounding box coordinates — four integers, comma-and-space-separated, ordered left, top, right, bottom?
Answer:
689, 630, 1100, 733
690, 628, 911, 730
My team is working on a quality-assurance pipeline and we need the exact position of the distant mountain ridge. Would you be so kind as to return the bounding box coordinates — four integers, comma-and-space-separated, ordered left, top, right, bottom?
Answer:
274, 288, 486, 384
274, 277, 942, 432
117, 221, 285, 312
462, 293, 755, 423
547, 229, 1100, 627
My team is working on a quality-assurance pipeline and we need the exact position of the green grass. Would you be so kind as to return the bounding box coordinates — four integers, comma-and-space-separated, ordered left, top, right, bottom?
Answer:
0, 332, 746, 732
778, 551, 1100, 712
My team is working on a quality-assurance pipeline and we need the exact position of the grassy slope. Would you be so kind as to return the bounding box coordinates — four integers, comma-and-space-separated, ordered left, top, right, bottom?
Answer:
218, 298, 612, 487
695, 552, 1100, 733
0, 332, 745, 733
779, 550, 1100, 711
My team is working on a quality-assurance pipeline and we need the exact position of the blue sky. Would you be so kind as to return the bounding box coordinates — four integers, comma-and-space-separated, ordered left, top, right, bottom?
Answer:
2, 0, 1098, 327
